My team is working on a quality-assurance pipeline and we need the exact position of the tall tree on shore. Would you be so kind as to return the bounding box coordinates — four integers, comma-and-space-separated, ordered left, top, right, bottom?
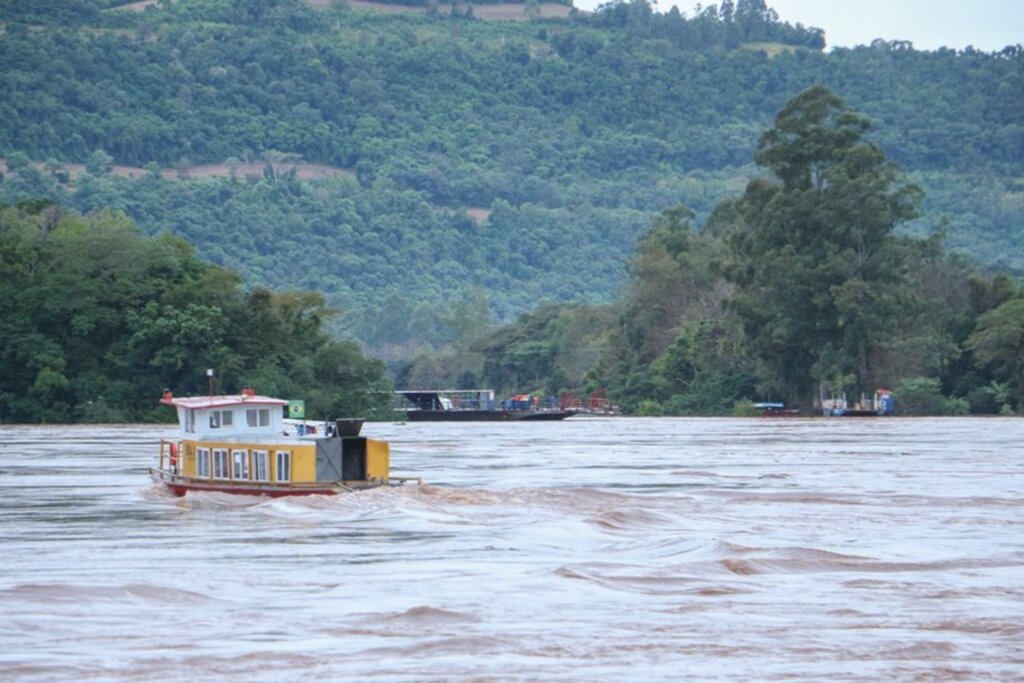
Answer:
726, 85, 922, 406
966, 297, 1024, 410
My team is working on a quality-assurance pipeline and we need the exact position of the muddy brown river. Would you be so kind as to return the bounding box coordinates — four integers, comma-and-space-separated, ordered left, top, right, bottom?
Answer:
1, 417, 1022, 680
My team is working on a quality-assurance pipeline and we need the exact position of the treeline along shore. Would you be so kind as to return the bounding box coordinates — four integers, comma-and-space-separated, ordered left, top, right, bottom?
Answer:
0, 0, 1021, 419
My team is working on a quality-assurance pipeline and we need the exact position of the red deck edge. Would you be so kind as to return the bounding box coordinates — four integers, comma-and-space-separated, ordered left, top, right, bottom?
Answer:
149, 468, 375, 497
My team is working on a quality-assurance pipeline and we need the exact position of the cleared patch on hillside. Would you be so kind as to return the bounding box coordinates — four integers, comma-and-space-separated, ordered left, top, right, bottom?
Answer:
741, 42, 800, 57
465, 207, 492, 223
0, 158, 355, 183
459, 3, 572, 20
309, 0, 572, 21
171, 161, 355, 181
110, 0, 572, 21
107, 0, 160, 10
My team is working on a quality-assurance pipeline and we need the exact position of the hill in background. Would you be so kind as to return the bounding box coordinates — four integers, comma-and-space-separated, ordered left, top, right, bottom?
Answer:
1, 0, 1021, 352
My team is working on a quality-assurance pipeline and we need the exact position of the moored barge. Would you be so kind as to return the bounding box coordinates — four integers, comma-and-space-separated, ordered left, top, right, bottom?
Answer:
396, 389, 573, 421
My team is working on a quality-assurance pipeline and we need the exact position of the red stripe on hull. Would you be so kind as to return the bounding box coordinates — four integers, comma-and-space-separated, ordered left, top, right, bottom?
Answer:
166, 483, 338, 497
150, 469, 371, 497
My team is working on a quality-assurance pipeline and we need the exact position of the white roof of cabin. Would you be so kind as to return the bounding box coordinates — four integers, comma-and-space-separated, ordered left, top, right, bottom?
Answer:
161, 394, 288, 410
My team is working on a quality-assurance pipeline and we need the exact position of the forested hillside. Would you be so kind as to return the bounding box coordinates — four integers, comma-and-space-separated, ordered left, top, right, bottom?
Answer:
471, 88, 1024, 416
0, 0, 1022, 351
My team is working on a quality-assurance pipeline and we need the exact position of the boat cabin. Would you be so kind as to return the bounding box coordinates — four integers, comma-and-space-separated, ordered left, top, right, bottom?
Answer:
161, 388, 286, 440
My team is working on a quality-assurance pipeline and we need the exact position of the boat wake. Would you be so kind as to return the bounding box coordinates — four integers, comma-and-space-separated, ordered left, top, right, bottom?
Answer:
554, 540, 1024, 597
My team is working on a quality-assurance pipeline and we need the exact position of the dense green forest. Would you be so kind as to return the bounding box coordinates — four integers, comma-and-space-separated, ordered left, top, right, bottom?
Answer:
406, 87, 1024, 415
0, 200, 393, 422
4, 89, 1019, 421
0, 0, 1021, 353
0, 1, 1022, 419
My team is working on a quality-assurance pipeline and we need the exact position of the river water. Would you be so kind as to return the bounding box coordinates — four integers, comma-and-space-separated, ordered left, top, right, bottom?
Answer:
1, 417, 1022, 681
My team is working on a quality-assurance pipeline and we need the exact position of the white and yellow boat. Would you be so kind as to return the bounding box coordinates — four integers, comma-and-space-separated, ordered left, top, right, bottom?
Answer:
151, 388, 417, 497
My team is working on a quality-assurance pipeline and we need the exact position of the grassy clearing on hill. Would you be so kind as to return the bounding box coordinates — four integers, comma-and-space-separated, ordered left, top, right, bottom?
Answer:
0, 158, 354, 184
112, 0, 574, 21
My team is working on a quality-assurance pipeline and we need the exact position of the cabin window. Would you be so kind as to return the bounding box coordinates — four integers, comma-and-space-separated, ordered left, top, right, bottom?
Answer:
196, 448, 211, 478
252, 450, 269, 482
275, 451, 291, 482
213, 448, 229, 479
185, 410, 195, 433
246, 408, 271, 428
232, 449, 249, 480
210, 409, 233, 429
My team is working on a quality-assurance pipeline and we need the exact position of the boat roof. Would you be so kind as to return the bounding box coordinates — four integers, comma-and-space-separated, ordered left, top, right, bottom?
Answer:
183, 435, 308, 445
395, 389, 494, 397
160, 394, 288, 410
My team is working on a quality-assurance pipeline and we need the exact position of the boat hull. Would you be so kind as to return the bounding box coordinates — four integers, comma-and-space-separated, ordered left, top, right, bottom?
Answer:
404, 409, 572, 421
825, 410, 883, 417
149, 468, 390, 497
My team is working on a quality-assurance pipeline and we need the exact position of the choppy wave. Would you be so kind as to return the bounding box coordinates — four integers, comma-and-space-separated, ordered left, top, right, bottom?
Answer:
379, 605, 481, 625
0, 582, 215, 605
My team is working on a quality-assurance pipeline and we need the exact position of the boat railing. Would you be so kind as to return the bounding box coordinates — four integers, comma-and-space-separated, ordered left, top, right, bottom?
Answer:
387, 476, 421, 483
159, 438, 181, 474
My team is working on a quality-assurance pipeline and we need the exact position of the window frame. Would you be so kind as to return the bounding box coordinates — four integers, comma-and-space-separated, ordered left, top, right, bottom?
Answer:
252, 450, 270, 482
212, 448, 230, 479
209, 409, 233, 429
246, 408, 271, 428
231, 449, 249, 481
196, 447, 211, 478
275, 450, 291, 483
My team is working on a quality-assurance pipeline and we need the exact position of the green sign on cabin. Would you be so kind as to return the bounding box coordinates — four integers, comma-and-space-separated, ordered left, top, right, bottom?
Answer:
288, 400, 305, 419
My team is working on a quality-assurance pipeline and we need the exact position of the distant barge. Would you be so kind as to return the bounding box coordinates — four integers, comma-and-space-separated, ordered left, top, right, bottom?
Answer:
396, 390, 573, 422
820, 390, 895, 417
752, 390, 896, 418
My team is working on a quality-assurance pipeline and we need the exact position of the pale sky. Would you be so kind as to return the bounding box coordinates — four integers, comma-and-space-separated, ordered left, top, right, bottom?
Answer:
572, 0, 1024, 52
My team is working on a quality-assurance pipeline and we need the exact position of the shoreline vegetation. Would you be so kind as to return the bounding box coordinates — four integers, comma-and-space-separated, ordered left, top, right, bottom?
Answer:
3, 87, 1019, 422
1, 1, 1021, 421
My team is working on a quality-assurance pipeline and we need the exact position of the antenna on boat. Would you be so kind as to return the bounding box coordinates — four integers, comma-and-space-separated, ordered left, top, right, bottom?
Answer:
206, 368, 214, 397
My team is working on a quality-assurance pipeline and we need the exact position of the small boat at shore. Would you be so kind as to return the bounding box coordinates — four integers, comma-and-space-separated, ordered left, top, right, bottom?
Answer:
151, 388, 418, 497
